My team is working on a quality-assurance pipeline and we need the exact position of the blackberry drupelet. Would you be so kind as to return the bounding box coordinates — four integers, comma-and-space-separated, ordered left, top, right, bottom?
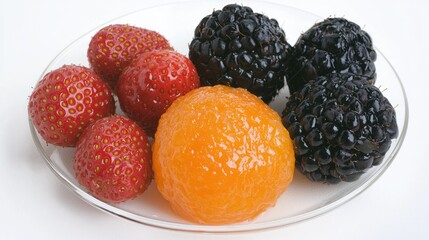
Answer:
282, 73, 398, 183
189, 4, 292, 103
286, 17, 377, 94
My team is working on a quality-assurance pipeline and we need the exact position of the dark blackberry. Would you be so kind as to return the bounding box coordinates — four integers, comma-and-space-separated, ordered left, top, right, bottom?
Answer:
286, 17, 377, 94
282, 73, 398, 183
189, 4, 292, 103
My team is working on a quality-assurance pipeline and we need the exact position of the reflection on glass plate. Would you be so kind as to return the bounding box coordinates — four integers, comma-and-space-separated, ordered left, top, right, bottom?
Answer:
29, 0, 408, 233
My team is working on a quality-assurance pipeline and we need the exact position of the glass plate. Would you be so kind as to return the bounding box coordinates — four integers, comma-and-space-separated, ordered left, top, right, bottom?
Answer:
29, 0, 409, 233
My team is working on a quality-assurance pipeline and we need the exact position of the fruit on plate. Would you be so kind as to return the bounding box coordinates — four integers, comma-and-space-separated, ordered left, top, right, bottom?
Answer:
153, 85, 295, 224
116, 50, 200, 136
28, 64, 115, 147
189, 4, 292, 103
87, 24, 173, 89
286, 17, 377, 94
282, 73, 398, 183
74, 115, 152, 203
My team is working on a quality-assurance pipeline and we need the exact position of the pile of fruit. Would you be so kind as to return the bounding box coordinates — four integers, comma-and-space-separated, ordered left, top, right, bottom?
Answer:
28, 4, 398, 224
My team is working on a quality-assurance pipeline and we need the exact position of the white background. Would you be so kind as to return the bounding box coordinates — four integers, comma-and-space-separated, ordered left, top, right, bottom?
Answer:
1, 0, 428, 239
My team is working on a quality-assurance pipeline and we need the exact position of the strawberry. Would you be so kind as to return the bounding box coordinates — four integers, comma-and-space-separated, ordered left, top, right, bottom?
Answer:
28, 65, 115, 147
73, 115, 152, 203
116, 49, 200, 136
87, 24, 173, 89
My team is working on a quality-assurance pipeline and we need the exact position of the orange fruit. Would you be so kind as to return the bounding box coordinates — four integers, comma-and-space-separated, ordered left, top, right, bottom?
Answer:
152, 85, 295, 224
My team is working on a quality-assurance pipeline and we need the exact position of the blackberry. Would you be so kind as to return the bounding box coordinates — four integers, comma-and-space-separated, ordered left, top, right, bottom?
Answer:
189, 4, 292, 103
282, 73, 398, 183
286, 17, 377, 94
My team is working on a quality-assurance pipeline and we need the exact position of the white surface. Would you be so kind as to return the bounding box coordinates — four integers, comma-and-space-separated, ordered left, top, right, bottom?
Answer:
1, 0, 427, 239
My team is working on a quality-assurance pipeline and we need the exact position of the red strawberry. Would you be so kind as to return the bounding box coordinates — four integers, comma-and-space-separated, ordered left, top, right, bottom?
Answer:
28, 65, 115, 147
74, 115, 152, 203
116, 49, 200, 136
87, 24, 173, 89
